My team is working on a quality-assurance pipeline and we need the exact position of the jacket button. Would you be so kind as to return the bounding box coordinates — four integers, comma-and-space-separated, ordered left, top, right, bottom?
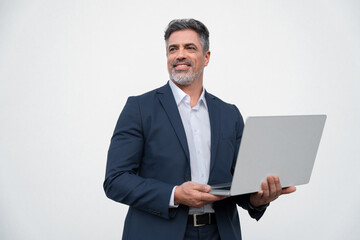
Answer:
185, 176, 191, 181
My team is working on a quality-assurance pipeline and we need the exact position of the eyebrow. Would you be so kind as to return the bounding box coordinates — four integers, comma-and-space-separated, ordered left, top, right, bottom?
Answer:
168, 43, 198, 50
168, 44, 179, 50
184, 43, 198, 49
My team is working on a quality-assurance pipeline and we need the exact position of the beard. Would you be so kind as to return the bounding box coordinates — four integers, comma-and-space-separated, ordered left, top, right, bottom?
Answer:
170, 59, 204, 86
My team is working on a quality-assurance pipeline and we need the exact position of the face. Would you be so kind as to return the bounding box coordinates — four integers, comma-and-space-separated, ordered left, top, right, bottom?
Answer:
166, 29, 210, 86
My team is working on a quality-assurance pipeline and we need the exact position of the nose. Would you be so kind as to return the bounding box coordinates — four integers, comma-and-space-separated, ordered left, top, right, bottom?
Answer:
176, 48, 186, 60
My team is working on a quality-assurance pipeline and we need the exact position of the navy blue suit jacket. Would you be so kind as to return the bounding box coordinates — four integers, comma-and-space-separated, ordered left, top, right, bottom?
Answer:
104, 83, 265, 240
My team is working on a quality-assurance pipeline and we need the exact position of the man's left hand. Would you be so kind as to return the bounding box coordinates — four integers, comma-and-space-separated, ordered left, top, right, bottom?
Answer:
249, 175, 296, 207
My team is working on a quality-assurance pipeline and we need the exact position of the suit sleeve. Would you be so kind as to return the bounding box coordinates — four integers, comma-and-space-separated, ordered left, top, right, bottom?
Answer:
231, 105, 267, 221
103, 97, 175, 220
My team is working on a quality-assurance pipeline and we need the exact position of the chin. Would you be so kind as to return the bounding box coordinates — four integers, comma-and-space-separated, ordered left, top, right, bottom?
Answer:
172, 78, 194, 86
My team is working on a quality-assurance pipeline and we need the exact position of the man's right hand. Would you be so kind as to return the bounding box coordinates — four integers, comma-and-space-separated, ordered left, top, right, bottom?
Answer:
174, 181, 226, 208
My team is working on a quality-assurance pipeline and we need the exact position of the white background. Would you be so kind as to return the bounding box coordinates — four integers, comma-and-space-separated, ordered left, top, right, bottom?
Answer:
1, 0, 359, 239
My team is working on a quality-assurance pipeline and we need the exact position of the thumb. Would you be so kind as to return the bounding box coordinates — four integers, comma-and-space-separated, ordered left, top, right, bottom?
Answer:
281, 186, 296, 195
197, 184, 211, 193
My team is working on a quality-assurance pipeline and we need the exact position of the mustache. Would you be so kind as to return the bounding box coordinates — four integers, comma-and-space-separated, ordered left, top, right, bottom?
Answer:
172, 59, 193, 67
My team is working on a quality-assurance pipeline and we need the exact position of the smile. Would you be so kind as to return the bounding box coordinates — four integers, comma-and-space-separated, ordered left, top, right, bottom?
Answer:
174, 65, 191, 71
172, 59, 192, 67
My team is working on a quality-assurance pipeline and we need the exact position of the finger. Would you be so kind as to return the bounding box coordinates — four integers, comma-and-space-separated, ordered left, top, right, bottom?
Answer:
267, 176, 277, 197
261, 180, 269, 199
200, 184, 211, 193
274, 175, 282, 195
189, 182, 211, 193
200, 193, 226, 203
282, 186, 296, 195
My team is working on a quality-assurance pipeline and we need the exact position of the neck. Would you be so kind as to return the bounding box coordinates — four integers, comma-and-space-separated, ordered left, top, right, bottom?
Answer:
171, 77, 203, 108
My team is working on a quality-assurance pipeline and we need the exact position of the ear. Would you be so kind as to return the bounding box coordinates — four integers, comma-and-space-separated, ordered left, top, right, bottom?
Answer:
165, 41, 169, 56
204, 50, 211, 67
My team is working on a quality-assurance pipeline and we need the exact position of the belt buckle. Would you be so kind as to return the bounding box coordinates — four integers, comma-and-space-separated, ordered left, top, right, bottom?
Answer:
193, 214, 205, 227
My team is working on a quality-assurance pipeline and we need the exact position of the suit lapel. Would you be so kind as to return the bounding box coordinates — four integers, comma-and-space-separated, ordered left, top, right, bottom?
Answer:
156, 83, 190, 162
205, 92, 221, 174
156, 85, 221, 177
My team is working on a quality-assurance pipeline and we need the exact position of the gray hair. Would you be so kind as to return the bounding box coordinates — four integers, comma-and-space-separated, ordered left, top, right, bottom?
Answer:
164, 19, 209, 53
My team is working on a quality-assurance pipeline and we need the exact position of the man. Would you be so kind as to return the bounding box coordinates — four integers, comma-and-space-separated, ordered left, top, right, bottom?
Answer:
104, 19, 296, 240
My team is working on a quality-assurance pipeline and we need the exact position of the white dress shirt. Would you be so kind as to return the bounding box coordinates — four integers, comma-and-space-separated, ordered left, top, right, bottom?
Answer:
168, 80, 214, 214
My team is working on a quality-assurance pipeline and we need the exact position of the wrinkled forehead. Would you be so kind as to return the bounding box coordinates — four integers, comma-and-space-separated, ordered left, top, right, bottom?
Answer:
166, 29, 202, 48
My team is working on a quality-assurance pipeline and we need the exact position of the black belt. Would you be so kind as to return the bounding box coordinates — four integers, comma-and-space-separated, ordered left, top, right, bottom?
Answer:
188, 213, 216, 227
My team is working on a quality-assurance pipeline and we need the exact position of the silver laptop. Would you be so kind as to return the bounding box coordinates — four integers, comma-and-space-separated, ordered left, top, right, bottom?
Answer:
210, 115, 327, 196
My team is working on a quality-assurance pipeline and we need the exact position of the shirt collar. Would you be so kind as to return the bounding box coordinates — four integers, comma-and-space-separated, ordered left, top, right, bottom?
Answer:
168, 80, 208, 110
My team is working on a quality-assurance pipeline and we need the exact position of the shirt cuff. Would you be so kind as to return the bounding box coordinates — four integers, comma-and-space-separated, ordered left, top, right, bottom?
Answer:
169, 186, 179, 208
248, 202, 269, 212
